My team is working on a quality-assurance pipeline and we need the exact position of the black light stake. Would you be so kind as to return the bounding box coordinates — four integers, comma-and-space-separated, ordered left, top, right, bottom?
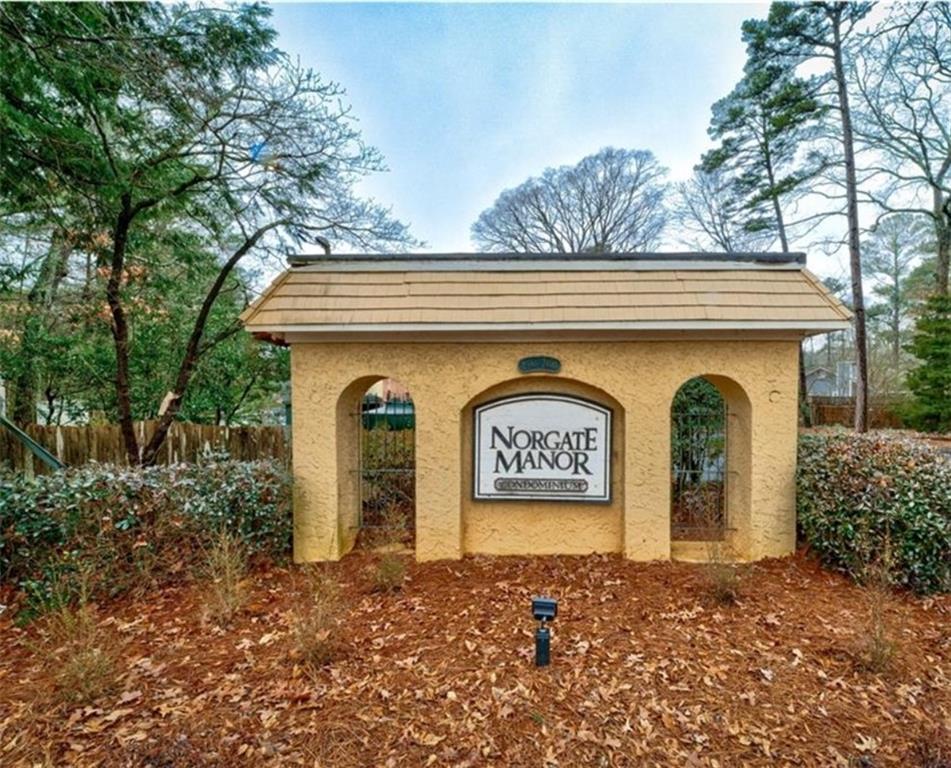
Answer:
531, 596, 558, 667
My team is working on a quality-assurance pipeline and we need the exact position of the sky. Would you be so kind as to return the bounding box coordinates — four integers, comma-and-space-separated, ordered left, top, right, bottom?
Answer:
269, 2, 842, 276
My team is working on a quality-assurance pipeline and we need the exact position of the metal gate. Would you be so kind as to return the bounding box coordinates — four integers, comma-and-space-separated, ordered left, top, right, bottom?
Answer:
357, 396, 415, 539
671, 378, 727, 541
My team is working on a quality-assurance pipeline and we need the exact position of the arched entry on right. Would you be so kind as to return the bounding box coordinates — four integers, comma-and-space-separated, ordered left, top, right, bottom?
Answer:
670, 374, 752, 558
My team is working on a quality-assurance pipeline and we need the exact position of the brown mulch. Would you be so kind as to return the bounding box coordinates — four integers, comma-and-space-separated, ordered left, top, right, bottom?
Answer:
0, 551, 948, 767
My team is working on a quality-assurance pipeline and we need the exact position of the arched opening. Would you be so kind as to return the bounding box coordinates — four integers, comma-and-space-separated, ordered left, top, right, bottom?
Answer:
357, 378, 415, 548
671, 377, 728, 541
335, 376, 415, 554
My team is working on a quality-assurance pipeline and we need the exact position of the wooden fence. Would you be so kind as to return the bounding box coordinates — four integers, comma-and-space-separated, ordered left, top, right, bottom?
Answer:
0, 420, 289, 476
808, 397, 904, 429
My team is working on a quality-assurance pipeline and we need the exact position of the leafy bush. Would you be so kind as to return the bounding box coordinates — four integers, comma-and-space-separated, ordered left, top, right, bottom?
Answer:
0, 459, 291, 613
797, 432, 951, 594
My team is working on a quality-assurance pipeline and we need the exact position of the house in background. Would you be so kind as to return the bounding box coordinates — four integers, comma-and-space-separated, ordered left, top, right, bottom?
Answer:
805, 362, 856, 398
805, 367, 836, 397
834, 361, 857, 397
369, 378, 412, 402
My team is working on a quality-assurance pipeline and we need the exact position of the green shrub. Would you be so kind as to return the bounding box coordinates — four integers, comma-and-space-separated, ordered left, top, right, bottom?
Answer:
0, 459, 291, 613
797, 432, 951, 594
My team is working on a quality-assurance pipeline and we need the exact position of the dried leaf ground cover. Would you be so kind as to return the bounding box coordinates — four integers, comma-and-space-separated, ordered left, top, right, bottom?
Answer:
0, 552, 947, 767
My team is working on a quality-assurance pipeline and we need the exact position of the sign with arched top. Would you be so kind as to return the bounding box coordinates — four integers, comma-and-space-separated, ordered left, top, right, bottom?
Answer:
473, 394, 612, 502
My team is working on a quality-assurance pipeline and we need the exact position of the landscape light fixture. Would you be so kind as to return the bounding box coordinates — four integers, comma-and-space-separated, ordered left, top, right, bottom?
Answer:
531, 596, 558, 667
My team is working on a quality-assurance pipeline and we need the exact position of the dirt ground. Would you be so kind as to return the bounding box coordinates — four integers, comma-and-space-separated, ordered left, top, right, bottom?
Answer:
0, 551, 947, 767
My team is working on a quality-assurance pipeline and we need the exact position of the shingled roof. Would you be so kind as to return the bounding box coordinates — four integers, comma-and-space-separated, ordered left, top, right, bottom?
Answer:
241, 253, 851, 342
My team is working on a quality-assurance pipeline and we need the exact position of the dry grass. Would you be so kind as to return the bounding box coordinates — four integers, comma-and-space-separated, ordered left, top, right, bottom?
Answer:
290, 566, 343, 670
366, 504, 411, 548
910, 722, 951, 768
372, 552, 407, 593
705, 558, 740, 605
854, 536, 898, 674
366, 504, 408, 593
201, 529, 247, 624
37, 584, 119, 706
702, 515, 739, 606
856, 579, 898, 674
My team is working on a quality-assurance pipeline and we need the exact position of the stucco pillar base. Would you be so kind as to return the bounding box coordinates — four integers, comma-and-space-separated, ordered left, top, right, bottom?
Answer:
414, 392, 463, 561
623, 402, 671, 561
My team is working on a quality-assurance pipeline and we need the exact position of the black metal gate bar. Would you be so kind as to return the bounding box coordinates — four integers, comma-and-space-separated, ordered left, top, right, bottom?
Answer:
671, 379, 728, 541
356, 396, 415, 532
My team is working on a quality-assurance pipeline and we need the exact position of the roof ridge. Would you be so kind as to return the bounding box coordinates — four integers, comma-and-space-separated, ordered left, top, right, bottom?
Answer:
799, 268, 853, 321
243, 264, 852, 341
288, 251, 807, 267
239, 269, 291, 326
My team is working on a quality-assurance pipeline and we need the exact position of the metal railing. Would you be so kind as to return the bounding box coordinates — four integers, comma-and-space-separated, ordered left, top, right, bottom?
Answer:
356, 398, 415, 532
671, 388, 728, 541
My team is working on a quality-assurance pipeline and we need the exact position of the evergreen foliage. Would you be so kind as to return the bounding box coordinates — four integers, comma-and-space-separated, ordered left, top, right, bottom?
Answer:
798, 432, 950, 594
905, 295, 951, 433
0, 459, 292, 615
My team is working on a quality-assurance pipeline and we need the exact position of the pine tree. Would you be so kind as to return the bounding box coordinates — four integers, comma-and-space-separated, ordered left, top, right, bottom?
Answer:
702, 43, 825, 427
702, 63, 824, 251
905, 295, 951, 433
743, 1, 874, 432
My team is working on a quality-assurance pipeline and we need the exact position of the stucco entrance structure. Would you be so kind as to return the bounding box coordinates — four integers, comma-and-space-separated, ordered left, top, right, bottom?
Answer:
242, 253, 850, 563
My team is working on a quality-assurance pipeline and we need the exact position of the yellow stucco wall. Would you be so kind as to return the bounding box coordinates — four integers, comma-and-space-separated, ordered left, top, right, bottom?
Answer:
289, 338, 800, 563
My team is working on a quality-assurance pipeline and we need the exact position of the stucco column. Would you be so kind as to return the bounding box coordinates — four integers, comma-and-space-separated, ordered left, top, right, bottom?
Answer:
623, 395, 671, 560
413, 389, 463, 561
748, 350, 800, 559
290, 349, 343, 562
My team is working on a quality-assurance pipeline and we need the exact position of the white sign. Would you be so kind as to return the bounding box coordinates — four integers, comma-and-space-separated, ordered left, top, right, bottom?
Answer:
474, 394, 612, 502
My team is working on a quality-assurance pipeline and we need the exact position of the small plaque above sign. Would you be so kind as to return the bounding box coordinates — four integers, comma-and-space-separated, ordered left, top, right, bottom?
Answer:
474, 394, 611, 503
518, 356, 561, 374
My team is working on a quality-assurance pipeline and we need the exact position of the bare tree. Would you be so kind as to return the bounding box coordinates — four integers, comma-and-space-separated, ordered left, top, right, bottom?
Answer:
865, 213, 930, 368
674, 168, 775, 252
855, 2, 951, 296
471, 147, 668, 253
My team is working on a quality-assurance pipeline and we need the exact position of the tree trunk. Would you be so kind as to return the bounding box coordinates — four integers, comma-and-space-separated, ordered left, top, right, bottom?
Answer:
832, 16, 869, 433
107, 199, 141, 465
798, 345, 812, 427
762, 135, 790, 253
44, 385, 56, 425
891, 254, 901, 369
225, 374, 258, 427
139, 223, 279, 465
934, 187, 950, 296
764, 143, 808, 422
